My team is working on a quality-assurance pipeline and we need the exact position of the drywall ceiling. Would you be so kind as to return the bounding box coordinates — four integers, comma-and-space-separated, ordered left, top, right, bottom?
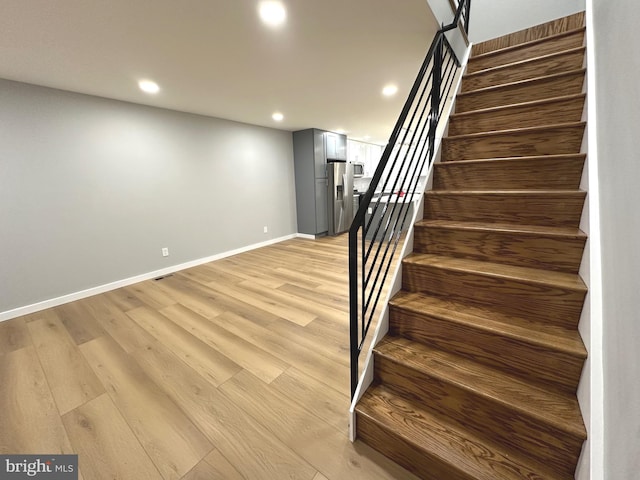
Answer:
0, 0, 439, 145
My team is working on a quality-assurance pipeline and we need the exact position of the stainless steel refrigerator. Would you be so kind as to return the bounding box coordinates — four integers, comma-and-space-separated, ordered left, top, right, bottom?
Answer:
327, 160, 354, 236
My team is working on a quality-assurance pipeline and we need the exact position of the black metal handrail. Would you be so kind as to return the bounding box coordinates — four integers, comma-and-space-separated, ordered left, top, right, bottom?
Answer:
349, 0, 471, 399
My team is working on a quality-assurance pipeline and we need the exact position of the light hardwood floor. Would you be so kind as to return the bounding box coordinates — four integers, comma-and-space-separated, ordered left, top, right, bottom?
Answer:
0, 235, 417, 480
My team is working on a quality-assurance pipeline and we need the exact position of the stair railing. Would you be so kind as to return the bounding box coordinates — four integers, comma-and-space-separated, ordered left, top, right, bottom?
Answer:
349, 0, 471, 399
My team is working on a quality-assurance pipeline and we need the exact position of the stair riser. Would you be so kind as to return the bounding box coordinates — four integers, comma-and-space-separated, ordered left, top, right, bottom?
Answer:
356, 413, 475, 480
389, 306, 585, 390
414, 225, 586, 273
448, 95, 585, 136
462, 48, 585, 92
467, 29, 585, 73
375, 356, 583, 477
424, 192, 586, 228
442, 124, 585, 161
434, 156, 586, 190
402, 262, 586, 328
456, 71, 585, 113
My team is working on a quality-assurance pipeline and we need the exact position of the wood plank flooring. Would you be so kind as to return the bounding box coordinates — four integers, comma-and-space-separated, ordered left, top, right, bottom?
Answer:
0, 235, 418, 480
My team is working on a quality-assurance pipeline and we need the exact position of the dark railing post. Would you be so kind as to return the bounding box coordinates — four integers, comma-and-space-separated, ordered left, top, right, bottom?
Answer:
464, 0, 471, 33
430, 38, 443, 148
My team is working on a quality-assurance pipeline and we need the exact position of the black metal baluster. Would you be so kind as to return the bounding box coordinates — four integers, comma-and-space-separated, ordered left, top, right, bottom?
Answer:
349, 0, 470, 401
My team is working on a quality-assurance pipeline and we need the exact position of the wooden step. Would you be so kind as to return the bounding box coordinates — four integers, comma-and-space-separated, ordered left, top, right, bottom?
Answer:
442, 122, 585, 161
424, 190, 586, 228
401, 253, 586, 328
448, 94, 586, 136
472, 12, 586, 56
467, 28, 585, 74
455, 70, 585, 113
462, 47, 585, 92
356, 383, 569, 480
388, 291, 586, 389
434, 154, 586, 190
413, 219, 587, 272
372, 337, 585, 477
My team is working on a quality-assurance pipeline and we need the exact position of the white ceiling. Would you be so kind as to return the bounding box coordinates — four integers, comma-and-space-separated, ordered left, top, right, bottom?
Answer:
0, 0, 438, 145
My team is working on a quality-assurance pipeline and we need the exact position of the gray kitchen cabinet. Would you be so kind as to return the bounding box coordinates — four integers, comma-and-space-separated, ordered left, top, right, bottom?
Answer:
313, 130, 327, 179
315, 177, 328, 233
293, 128, 344, 236
324, 131, 347, 161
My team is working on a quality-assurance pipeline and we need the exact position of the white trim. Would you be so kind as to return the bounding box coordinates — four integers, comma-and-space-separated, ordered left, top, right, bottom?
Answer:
581, 3, 605, 479
0, 233, 300, 322
295, 233, 318, 240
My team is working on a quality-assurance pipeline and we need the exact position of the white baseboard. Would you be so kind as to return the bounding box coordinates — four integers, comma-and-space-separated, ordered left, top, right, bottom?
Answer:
0, 233, 303, 323
295, 233, 318, 240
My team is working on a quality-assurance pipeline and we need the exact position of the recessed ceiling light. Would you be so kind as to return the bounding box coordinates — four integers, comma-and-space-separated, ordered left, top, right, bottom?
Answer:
138, 80, 160, 94
382, 84, 398, 97
259, 1, 286, 27
272, 112, 284, 122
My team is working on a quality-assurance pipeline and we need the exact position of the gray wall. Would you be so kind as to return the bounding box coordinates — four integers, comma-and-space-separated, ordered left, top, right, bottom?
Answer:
0, 79, 297, 313
592, 0, 640, 477
468, 0, 585, 43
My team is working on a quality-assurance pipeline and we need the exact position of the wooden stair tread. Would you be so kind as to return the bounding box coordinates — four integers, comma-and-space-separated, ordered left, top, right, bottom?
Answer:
424, 190, 586, 228
448, 94, 586, 137
415, 219, 586, 239
465, 46, 586, 79
403, 253, 586, 292
457, 68, 586, 99
450, 93, 586, 120
356, 383, 564, 480
441, 123, 586, 161
427, 189, 585, 197
414, 216, 587, 273
469, 27, 586, 63
445, 121, 586, 141
374, 336, 586, 439
463, 47, 586, 92
433, 155, 586, 191
437, 152, 586, 166
454, 71, 586, 115
390, 290, 586, 358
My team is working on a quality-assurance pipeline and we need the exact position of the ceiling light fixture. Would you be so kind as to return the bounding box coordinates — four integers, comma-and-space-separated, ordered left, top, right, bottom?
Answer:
138, 80, 160, 94
382, 84, 398, 97
259, 1, 287, 27
272, 112, 284, 122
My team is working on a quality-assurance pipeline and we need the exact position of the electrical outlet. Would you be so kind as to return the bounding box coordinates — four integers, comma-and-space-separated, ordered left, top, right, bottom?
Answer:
263, 226, 268, 233
162, 248, 169, 257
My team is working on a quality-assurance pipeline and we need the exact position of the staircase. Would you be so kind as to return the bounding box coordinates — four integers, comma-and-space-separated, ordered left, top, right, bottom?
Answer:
354, 12, 588, 480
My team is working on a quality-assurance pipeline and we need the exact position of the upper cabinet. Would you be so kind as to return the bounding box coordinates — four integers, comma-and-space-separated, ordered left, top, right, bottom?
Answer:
324, 132, 347, 161
347, 139, 384, 177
